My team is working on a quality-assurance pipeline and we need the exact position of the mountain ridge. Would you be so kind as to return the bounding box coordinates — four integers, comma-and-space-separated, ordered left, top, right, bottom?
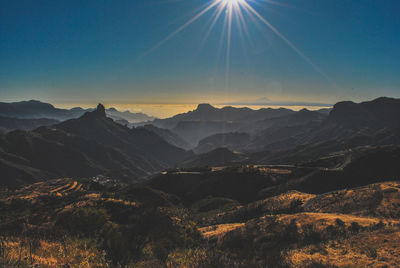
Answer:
0, 104, 192, 186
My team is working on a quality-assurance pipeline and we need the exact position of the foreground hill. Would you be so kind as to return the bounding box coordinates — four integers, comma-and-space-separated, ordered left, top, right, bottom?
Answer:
0, 104, 191, 186
1, 144, 399, 267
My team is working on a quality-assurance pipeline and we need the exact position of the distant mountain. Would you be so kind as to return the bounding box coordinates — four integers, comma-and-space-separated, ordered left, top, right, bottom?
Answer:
143, 103, 294, 145
106, 107, 156, 123
139, 124, 191, 150
0, 116, 59, 132
0, 104, 192, 186
249, 97, 400, 155
315, 108, 332, 115
239, 108, 326, 136
0, 100, 156, 123
172, 121, 242, 146
0, 100, 84, 120
194, 132, 251, 154
192, 109, 326, 154
319, 97, 400, 137
150, 103, 294, 129
181, 148, 246, 168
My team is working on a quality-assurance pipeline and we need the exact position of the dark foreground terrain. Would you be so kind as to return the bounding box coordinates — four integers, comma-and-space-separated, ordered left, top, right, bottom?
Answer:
1, 145, 400, 267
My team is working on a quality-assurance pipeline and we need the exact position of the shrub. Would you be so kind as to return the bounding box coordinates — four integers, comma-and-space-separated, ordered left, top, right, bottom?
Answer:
348, 222, 361, 233
365, 246, 378, 259
335, 218, 345, 227
56, 207, 109, 236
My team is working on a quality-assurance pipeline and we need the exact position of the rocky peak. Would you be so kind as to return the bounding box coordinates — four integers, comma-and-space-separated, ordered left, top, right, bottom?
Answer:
95, 104, 106, 117
196, 103, 215, 112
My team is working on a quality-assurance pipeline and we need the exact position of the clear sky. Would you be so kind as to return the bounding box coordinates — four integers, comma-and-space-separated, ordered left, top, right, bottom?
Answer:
1, 0, 399, 110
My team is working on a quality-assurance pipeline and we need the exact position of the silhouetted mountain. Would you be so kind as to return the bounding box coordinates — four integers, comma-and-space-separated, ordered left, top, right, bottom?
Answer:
139, 124, 191, 150
258, 145, 400, 197
106, 107, 156, 123
0, 116, 59, 132
172, 121, 242, 146
150, 104, 294, 129
315, 108, 332, 115
144, 104, 294, 145
313, 97, 400, 141
194, 132, 251, 154
0, 100, 83, 120
245, 97, 400, 156
181, 148, 245, 168
239, 108, 326, 138
0, 104, 192, 186
0, 100, 156, 123
193, 109, 326, 153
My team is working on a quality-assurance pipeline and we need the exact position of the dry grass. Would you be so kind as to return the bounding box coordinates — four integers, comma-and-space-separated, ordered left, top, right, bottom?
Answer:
0, 237, 109, 268
275, 212, 400, 232
198, 223, 245, 239
304, 181, 400, 218
286, 229, 400, 267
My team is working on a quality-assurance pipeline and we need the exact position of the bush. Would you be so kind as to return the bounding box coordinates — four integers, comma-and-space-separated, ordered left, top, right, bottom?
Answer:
348, 222, 361, 233
335, 218, 345, 227
365, 246, 378, 259
56, 207, 109, 236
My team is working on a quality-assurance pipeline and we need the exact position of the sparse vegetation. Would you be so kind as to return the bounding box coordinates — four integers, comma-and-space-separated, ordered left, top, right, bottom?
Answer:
1, 165, 400, 266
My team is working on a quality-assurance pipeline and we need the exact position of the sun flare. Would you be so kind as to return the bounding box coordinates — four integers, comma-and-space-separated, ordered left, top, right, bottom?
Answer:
140, 0, 329, 85
217, 0, 246, 6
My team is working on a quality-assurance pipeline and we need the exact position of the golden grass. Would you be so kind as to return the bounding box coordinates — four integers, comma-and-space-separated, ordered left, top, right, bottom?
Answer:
0, 238, 109, 268
198, 223, 245, 239
286, 229, 400, 267
49, 183, 71, 193
304, 181, 400, 218
275, 212, 400, 232
60, 181, 78, 193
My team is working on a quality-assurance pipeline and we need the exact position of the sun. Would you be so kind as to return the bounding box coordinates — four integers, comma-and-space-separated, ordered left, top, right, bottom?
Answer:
218, 0, 246, 5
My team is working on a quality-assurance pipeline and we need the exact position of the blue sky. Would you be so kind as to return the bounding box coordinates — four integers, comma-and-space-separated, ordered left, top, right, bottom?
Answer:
1, 0, 399, 108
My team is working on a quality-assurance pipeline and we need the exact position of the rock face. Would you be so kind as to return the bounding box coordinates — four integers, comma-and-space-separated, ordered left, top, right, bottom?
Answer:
95, 104, 106, 117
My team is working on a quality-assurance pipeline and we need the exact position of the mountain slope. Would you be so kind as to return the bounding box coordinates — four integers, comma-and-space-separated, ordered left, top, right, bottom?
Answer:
193, 109, 326, 153
194, 132, 251, 154
139, 124, 191, 149
0, 104, 192, 186
0, 116, 59, 132
150, 104, 294, 129
181, 147, 246, 168
143, 104, 294, 145
247, 97, 400, 157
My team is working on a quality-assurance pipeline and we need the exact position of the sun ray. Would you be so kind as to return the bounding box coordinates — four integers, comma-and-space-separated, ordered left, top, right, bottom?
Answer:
225, 2, 233, 89
200, 2, 227, 50
240, 1, 331, 81
137, 1, 219, 60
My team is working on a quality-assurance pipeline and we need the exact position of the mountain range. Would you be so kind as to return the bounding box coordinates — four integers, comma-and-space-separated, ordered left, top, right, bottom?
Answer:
0, 96, 399, 186
184, 97, 400, 157
0, 100, 156, 124
0, 104, 191, 186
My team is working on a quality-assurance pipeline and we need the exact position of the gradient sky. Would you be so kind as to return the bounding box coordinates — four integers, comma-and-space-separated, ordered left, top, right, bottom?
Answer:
1, 0, 399, 108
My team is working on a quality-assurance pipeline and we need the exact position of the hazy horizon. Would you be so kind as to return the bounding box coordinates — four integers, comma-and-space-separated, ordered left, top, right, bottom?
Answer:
55, 102, 333, 119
